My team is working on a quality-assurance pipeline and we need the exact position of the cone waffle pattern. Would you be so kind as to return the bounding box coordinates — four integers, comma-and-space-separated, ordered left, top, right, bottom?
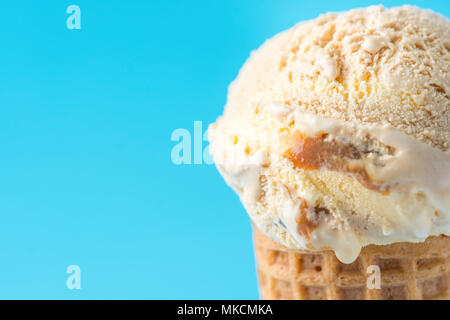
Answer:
254, 228, 450, 300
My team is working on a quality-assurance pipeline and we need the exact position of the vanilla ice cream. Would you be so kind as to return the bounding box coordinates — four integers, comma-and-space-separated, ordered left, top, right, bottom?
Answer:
209, 6, 450, 263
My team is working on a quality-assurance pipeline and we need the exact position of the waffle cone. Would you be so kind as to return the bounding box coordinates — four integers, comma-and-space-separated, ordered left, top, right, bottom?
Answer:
253, 227, 450, 300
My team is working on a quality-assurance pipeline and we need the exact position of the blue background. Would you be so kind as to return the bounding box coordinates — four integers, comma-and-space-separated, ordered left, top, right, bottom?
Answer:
0, 0, 448, 299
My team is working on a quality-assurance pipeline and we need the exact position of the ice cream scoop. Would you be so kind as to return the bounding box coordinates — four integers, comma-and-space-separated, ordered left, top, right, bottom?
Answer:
209, 5, 450, 263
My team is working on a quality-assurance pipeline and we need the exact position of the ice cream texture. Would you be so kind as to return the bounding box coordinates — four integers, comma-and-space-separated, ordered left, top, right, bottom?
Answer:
209, 6, 450, 263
